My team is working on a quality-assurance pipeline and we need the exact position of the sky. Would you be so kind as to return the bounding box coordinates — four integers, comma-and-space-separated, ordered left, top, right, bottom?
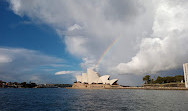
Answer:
0, 0, 188, 85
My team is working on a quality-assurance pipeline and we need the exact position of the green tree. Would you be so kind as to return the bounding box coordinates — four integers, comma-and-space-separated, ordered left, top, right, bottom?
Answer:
174, 75, 184, 82
155, 76, 164, 84
143, 75, 151, 84
151, 79, 154, 84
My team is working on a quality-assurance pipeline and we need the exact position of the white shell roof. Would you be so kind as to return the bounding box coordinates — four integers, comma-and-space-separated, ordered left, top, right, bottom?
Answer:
76, 69, 118, 85
87, 69, 100, 84
81, 73, 87, 83
76, 75, 82, 82
100, 75, 110, 84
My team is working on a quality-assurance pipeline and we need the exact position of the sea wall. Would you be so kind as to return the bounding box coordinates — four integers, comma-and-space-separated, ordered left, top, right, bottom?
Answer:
68, 83, 188, 90
143, 83, 185, 87
71, 83, 122, 89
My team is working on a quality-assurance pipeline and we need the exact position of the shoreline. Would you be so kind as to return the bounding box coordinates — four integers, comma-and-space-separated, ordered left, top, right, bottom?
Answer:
67, 86, 188, 90
69, 83, 188, 90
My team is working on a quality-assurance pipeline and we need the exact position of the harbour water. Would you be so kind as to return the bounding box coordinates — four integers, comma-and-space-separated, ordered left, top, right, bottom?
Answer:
0, 88, 188, 111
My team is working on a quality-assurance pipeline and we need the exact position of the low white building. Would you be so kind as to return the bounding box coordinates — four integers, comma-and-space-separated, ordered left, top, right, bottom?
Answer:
183, 63, 188, 88
76, 69, 118, 85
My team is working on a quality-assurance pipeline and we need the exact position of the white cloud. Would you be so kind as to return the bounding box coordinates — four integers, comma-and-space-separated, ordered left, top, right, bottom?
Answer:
55, 71, 81, 75
0, 55, 12, 63
116, 0, 188, 74
8, 0, 188, 85
68, 24, 82, 31
65, 36, 88, 57
0, 47, 64, 82
80, 57, 96, 70
49, 64, 70, 68
9, 0, 22, 15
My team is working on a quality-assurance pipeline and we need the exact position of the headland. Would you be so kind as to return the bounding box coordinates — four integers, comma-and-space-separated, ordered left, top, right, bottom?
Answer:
67, 82, 188, 90
68, 65, 188, 90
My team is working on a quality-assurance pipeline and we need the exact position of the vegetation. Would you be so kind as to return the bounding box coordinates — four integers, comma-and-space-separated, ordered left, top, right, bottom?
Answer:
143, 75, 151, 84
53, 84, 72, 88
0, 80, 72, 88
0, 80, 37, 88
143, 75, 184, 84
20, 82, 37, 88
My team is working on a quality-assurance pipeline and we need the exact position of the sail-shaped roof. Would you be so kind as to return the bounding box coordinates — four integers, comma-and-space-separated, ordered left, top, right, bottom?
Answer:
87, 69, 100, 84
76, 75, 82, 82
81, 73, 87, 83
75, 69, 118, 85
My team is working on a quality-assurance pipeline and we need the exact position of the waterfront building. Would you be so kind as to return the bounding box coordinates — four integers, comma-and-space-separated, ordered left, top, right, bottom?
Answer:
75, 69, 118, 85
183, 63, 188, 88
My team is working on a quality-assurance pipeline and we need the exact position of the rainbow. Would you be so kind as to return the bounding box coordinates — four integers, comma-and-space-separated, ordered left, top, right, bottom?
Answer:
95, 36, 121, 67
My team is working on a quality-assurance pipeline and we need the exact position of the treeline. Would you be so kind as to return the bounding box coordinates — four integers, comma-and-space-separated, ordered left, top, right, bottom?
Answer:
0, 80, 72, 88
0, 80, 37, 88
143, 75, 184, 84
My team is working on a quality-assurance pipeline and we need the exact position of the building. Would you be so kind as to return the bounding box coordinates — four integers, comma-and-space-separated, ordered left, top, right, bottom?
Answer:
72, 69, 120, 89
183, 63, 188, 88
75, 69, 118, 85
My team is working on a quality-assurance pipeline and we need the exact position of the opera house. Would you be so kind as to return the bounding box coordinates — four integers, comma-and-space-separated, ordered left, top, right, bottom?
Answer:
72, 69, 121, 89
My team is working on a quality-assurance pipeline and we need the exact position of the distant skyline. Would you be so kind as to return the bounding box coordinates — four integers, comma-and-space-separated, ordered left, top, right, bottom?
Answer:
0, 0, 187, 85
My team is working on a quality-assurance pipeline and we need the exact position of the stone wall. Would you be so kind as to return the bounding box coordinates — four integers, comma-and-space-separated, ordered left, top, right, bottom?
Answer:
72, 83, 121, 89
143, 83, 185, 87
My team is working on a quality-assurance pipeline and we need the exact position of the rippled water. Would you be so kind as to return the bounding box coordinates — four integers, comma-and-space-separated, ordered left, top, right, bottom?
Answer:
0, 88, 188, 111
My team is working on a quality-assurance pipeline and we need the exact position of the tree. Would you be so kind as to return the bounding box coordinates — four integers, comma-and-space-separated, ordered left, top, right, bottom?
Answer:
21, 82, 27, 88
155, 76, 164, 84
174, 75, 184, 82
143, 75, 151, 84
143, 75, 184, 84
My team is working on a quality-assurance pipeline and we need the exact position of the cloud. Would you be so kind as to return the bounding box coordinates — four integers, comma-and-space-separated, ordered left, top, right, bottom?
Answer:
8, 0, 148, 65
68, 24, 82, 31
55, 71, 81, 75
0, 55, 12, 63
65, 36, 88, 57
8, 0, 188, 85
0, 47, 64, 82
116, 0, 188, 74
49, 64, 70, 68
